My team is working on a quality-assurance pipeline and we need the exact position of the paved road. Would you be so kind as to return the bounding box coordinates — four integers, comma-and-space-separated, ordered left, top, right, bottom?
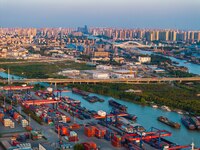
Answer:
1, 77, 200, 84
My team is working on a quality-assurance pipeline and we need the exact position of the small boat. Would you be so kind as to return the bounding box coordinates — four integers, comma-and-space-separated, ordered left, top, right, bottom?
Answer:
152, 105, 158, 108
157, 116, 181, 128
161, 106, 171, 112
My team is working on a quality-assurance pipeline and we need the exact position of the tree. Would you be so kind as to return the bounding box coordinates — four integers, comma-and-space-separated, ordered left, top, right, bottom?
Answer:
74, 143, 84, 150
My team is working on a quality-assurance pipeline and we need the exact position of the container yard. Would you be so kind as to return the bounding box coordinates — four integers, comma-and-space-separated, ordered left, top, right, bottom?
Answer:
0, 85, 200, 150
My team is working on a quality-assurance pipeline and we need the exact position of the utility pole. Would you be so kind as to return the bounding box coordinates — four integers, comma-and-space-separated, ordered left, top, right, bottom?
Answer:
3, 96, 5, 108
28, 113, 31, 126
8, 68, 10, 85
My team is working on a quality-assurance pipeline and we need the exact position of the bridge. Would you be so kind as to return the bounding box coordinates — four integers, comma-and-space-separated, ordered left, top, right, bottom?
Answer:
1, 77, 200, 85
114, 41, 150, 49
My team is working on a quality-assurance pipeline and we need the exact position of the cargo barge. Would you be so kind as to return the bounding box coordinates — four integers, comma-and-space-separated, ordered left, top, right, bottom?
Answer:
83, 96, 105, 103
123, 114, 137, 121
108, 100, 127, 112
181, 116, 196, 130
72, 88, 89, 96
157, 116, 181, 128
83, 96, 98, 103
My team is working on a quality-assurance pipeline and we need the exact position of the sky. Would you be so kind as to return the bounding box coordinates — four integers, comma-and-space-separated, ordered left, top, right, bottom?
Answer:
0, 0, 200, 30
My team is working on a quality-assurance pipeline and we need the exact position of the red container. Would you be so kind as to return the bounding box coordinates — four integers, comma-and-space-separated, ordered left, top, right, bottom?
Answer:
61, 126, 69, 136
112, 135, 121, 142
68, 136, 79, 142
70, 123, 80, 130
111, 139, 121, 147
13, 112, 20, 120
84, 126, 96, 137
94, 127, 106, 138
26, 126, 32, 131
83, 142, 98, 150
11, 140, 20, 146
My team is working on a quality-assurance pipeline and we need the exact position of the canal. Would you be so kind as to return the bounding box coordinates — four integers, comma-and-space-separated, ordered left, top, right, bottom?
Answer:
137, 49, 200, 75
62, 91, 200, 147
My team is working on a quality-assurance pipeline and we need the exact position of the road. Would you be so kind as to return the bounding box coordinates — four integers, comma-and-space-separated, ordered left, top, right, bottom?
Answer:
1, 77, 200, 84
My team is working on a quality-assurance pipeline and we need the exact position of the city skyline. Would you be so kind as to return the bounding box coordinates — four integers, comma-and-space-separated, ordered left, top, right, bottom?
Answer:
0, 0, 200, 30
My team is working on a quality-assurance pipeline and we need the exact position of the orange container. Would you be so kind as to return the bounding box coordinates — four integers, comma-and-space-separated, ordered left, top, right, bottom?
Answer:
26, 126, 32, 131
0, 113, 4, 118
88, 142, 97, 149
13, 112, 20, 120
111, 139, 121, 147
70, 123, 80, 130
61, 126, 69, 136
84, 126, 96, 137
66, 117, 71, 122
112, 135, 121, 142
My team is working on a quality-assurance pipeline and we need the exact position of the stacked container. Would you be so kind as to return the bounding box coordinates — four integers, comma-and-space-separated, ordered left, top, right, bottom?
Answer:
94, 126, 106, 138
10, 121, 15, 128
0, 112, 4, 122
69, 123, 80, 130
84, 126, 96, 137
68, 131, 78, 142
111, 135, 122, 147
21, 119, 29, 127
83, 142, 98, 150
13, 112, 21, 121
3, 118, 12, 127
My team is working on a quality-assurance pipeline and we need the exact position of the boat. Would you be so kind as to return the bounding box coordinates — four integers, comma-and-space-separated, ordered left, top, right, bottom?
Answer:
62, 97, 81, 106
161, 106, 171, 112
123, 114, 137, 121
98, 98, 105, 102
181, 116, 196, 130
190, 116, 200, 130
152, 105, 158, 109
72, 88, 89, 96
157, 116, 181, 128
108, 100, 127, 112
83, 96, 98, 103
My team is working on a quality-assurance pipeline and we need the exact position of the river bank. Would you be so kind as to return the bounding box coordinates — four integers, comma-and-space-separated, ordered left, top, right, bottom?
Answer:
69, 83, 200, 115
137, 49, 200, 75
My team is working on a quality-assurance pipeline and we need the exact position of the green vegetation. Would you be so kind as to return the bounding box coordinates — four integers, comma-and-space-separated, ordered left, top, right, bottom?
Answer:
74, 144, 84, 150
150, 54, 172, 65
69, 82, 200, 115
150, 54, 195, 77
0, 58, 26, 62
0, 60, 94, 78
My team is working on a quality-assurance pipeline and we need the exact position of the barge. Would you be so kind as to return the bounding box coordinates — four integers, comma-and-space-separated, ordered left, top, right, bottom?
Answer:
157, 116, 180, 128
72, 88, 89, 96
108, 100, 127, 112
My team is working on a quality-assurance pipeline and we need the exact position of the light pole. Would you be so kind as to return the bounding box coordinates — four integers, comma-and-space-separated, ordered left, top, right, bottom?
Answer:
28, 113, 31, 126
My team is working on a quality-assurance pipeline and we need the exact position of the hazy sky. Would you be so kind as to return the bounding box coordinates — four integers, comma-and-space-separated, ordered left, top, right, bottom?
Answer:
0, 0, 200, 29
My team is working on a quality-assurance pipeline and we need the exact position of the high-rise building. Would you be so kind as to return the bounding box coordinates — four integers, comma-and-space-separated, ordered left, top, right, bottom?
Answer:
176, 32, 186, 41
194, 32, 200, 42
168, 31, 177, 41
159, 31, 169, 41
145, 31, 154, 41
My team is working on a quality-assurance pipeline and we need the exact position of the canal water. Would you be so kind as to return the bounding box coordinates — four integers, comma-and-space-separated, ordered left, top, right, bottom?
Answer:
137, 49, 200, 75
61, 91, 200, 147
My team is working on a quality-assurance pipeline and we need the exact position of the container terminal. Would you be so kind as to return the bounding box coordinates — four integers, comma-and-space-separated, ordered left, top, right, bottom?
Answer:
0, 85, 199, 150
